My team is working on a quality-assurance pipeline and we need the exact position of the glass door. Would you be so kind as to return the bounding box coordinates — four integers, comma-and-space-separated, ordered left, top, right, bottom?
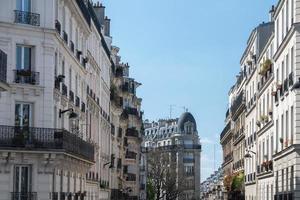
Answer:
16, 46, 32, 84
15, 103, 32, 127
14, 165, 31, 200
16, 0, 31, 12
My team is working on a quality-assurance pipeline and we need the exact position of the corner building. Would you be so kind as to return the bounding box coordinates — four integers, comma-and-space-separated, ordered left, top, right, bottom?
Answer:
143, 112, 201, 200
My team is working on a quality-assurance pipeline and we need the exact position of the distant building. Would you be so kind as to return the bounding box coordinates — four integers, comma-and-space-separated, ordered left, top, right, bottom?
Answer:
200, 167, 224, 200
142, 112, 201, 200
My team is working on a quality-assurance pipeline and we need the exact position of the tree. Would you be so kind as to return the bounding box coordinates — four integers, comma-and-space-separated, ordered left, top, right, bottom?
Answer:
147, 179, 155, 200
147, 149, 186, 200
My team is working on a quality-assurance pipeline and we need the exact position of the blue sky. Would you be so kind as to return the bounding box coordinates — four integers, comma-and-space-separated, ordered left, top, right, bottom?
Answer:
100, 0, 277, 181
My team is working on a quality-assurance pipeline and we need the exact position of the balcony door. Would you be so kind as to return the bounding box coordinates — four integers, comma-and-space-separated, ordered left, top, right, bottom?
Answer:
16, 0, 31, 12
14, 165, 32, 200
16, 46, 31, 71
15, 103, 32, 127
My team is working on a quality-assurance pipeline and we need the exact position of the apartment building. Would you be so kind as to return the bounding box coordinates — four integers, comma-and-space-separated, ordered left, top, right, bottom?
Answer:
142, 112, 201, 200
200, 167, 224, 200
0, 0, 142, 200
220, 0, 300, 199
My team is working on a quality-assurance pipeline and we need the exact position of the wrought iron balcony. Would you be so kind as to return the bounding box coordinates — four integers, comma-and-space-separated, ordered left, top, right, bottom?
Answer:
230, 91, 245, 116
220, 122, 231, 140
62, 83, 68, 96
125, 151, 137, 160
126, 173, 136, 181
14, 70, 39, 85
124, 107, 139, 116
14, 10, 40, 26
0, 125, 95, 162
115, 67, 123, 77
55, 20, 61, 35
126, 128, 139, 138
11, 192, 37, 200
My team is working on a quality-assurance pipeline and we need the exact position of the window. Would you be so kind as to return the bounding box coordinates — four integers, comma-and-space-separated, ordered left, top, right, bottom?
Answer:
281, 114, 284, 150
15, 103, 32, 127
16, 45, 31, 70
16, 0, 31, 12
286, 110, 289, 146
291, 166, 294, 191
54, 52, 58, 77
14, 165, 32, 194
291, 47, 294, 73
276, 119, 278, 152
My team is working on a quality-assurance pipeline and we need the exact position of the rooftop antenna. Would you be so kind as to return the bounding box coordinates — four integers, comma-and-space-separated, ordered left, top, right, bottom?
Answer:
169, 105, 176, 119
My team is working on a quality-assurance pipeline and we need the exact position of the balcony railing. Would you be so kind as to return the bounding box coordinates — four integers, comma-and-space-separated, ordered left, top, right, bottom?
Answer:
125, 151, 137, 160
0, 50, 7, 84
124, 107, 139, 116
14, 10, 40, 26
126, 128, 139, 138
257, 160, 273, 174
11, 192, 37, 200
233, 159, 244, 170
126, 173, 136, 182
55, 20, 61, 34
230, 91, 245, 116
0, 125, 94, 162
224, 152, 233, 164
274, 192, 294, 200
14, 70, 39, 85
220, 122, 231, 140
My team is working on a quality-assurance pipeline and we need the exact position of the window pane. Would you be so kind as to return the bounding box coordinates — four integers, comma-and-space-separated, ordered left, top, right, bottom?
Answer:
15, 104, 21, 126
16, 46, 22, 69
15, 167, 20, 192
24, 0, 31, 12
23, 47, 31, 70
22, 104, 30, 127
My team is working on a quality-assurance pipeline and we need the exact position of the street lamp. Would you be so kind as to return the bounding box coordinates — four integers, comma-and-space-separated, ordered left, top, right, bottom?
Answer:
59, 108, 78, 119
244, 149, 256, 158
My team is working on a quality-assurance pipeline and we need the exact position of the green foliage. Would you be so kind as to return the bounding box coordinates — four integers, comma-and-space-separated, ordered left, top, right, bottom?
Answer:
231, 172, 244, 191
147, 179, 155, 200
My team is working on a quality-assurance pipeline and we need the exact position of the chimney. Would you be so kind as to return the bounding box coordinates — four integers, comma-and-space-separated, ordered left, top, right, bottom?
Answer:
93, 2, 105, 25
104, 16, 111, 37
269, 5, 275, 22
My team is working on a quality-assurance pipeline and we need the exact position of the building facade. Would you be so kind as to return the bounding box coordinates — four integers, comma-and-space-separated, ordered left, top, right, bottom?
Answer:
200, 167, 224, 200
0, 0, 142, 200
142, 112, 201, 200
220, 0, 300, 199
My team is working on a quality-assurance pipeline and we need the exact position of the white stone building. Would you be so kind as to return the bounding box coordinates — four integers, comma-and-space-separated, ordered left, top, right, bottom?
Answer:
0, 0, 142, 200
143, 112, 201, 200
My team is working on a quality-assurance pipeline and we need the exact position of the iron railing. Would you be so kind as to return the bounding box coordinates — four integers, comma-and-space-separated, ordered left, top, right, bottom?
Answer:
55, 20, 61, 34
0, 125, 94, 162
14, 10, 40, 26
126, 128, 139, 138
230, 91, 245, 116
125, 151, 137, 159
126, 173, 136, 181
14, 70, 39, 85
0, 50, 7, 83
11, 192, 37, 200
